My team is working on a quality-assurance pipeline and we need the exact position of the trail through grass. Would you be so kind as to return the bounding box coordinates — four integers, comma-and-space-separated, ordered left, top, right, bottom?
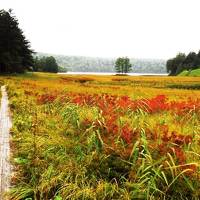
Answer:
0, 86, 12, 200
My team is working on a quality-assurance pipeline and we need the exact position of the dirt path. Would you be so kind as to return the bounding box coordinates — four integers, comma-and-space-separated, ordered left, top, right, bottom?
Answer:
0, 86, 12, 199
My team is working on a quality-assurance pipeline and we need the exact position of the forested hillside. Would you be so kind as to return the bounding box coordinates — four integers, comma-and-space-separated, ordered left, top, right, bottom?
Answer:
36, 53, 166, 73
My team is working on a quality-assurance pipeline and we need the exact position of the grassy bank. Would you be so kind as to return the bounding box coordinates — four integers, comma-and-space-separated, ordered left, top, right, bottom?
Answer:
1, 72, 200, 199
178, 68, 200, 77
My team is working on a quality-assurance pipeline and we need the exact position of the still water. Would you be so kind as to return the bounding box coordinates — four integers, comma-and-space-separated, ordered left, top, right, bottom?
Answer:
58, 72, 168, 76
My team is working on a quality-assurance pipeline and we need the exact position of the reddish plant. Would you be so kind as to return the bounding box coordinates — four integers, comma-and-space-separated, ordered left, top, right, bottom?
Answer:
37, 93, 57, 104
121, 124, 134, 144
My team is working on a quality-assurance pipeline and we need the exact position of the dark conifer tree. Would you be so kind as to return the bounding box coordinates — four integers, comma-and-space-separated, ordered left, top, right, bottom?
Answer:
0, 9, 34, 73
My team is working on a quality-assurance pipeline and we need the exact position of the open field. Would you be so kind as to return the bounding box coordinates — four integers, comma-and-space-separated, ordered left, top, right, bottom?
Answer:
0, 72, 200, 199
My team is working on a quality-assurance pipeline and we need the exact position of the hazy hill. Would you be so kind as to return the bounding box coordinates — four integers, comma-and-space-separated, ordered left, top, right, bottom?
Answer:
36, 53, 167, 73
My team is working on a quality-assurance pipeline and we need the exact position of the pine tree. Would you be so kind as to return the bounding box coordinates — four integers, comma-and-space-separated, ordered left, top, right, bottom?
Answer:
0, 9, 33, 73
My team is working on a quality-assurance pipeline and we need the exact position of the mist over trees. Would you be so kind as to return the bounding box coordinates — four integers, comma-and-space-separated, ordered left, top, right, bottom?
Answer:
167, 51, 200, 75
36, 53, 167, 73
0, 9, 33, 73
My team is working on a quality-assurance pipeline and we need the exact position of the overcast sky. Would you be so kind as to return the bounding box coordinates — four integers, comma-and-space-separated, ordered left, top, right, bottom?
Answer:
1, 0, 200, 59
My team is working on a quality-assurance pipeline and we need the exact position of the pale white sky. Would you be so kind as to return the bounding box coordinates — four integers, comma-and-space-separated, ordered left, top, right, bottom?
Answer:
1, 0, 200, 59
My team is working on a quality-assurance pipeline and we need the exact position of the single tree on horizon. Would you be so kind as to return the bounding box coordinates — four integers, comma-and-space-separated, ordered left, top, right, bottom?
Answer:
115, 57, 132, 74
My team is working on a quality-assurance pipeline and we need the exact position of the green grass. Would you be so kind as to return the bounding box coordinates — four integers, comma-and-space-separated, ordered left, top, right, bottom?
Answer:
167, 83, 200, 90
178, 68, 200, 77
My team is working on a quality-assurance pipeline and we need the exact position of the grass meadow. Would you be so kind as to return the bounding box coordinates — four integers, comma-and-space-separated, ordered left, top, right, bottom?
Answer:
1, 72, 200, 199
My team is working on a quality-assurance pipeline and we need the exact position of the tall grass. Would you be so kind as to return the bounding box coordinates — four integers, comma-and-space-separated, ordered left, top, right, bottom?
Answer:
2, 73, 200, 199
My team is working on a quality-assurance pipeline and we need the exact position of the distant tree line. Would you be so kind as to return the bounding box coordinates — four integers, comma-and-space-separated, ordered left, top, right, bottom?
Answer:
37, 53, 166, 73
167, 51, 200, 75
33, 56, 65, 73
0, 9, 33, 73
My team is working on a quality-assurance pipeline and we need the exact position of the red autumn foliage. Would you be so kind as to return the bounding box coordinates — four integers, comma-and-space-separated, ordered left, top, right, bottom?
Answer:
121, 124, 134, 144
37, 93, 58, 104
181, 163, 197, 176
36, 90, 197, 167
172, 147, 186, 164
70, 93, 196, 164
69, 93, 200, 115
